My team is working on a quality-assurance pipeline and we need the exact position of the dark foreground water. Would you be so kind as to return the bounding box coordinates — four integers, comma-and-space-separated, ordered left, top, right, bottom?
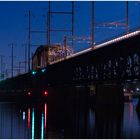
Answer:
0, 98, 140, 139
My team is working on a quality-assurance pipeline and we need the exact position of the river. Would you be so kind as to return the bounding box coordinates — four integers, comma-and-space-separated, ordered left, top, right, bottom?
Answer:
0, 96, 140, 138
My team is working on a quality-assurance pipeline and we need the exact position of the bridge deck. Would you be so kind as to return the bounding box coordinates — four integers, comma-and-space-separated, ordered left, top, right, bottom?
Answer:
50, 29, 140, 65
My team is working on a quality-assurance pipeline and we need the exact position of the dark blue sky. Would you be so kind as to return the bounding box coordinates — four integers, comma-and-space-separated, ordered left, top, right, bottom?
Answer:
0, 1, 140, 76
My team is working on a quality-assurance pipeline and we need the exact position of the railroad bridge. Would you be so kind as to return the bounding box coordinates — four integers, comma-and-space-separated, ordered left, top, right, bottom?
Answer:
48, 29, 140, 85
1, 29, 140, 105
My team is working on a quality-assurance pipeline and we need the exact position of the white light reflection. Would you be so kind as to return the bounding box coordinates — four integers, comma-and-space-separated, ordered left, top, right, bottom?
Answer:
23, 112, 25, 120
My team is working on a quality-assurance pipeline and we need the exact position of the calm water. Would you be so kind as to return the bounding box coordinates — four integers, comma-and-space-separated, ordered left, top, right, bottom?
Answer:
0, 98, 140, 138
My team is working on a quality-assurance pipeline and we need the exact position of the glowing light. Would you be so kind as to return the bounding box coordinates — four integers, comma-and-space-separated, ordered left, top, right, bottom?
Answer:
32, 108, 35, 139
27, 92, 31, 96
44, 91, 48, 96
123, 88, 126, 92
32, 70, 37, 75
41, 68, 46, 73
28, 108, 31, 129
136, 88, 140, 91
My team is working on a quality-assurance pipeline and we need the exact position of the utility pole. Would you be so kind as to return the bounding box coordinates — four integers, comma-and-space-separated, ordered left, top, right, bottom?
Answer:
47, 1, 51, 64
8, 43, 15, 77
18, 61, 22, 75
0, 55, 4, 80
28, 10, 31, 72
72, 1, 74, 52
12, 44, 14, 77
92, 1, 94, 49
126, 1, 129, 33
64, 36, 67, 58
45, 12, 48, 45
22, 43, 27, 73
48, 1, 51, 47
5, 69, 8, 78
47, 1, 74, 63
26, 10, 48, 67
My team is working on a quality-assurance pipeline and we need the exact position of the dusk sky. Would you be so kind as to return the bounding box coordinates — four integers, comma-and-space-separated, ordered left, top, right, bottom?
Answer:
0, 1, 140, 76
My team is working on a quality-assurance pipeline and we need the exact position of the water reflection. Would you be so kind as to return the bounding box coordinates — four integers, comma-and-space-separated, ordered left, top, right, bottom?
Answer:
0, 102, 48, 139
27, 108, 30, 129
32, 108, 34, 139
41, 112, 44, 139
29, 103, 48, 139
94, 105, 123, 139
0, 97, 140, 138
122, 99, 140, 139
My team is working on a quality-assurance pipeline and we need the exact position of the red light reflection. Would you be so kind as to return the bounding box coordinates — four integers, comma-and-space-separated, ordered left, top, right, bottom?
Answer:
129, 102, 133, 120
28, 108, 31, 128
44, 103, 47, 129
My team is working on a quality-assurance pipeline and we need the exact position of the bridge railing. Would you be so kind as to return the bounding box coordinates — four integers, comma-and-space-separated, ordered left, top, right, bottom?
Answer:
95, 26, 140, 46
49, 27, 140, 65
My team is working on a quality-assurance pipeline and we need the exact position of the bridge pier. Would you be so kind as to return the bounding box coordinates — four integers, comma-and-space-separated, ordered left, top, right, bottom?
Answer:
95, 84, 124, 107
47, 85, 89, 106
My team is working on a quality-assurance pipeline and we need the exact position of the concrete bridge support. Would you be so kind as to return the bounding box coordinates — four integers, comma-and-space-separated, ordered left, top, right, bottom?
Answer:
47, 85, 89, 106
95, 84, 124, 107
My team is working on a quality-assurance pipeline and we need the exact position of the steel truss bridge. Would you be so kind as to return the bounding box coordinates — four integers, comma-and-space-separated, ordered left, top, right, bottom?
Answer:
48, 29, 140, 86
0, 29, 140, 104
